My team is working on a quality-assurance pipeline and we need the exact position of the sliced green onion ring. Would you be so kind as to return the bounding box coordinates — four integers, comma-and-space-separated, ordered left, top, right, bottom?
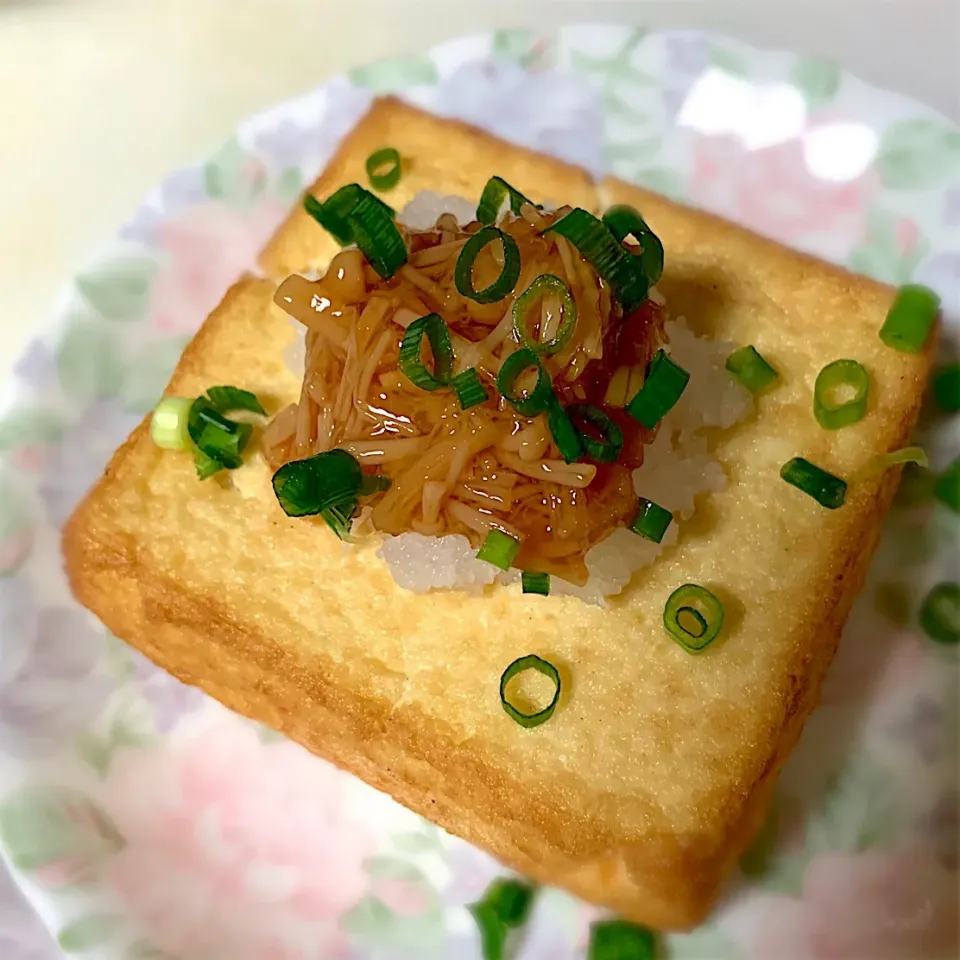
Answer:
626, 349, 690, 429
546, 401, 584, 464
630, 497, 673, 543
664, 584, 725, 653
272, 448, 363, 519
566, 403, 623, 464
476, 176, 538, 225
497, 349, 555, 416
919, 582, 960, 645
454, 226, 521, 304
602, 204, 665, 287
468, 879, 535, 960
499, 654, 561, 728
934, 458, 960, 513
476, 529, 521, 571
781, 457, 847, 509
303, 184, 405, 278
933, 363, 960, 413
150, 397, 194, 451
879, 284, 940, 353
365, 146, 402, 191
451, 368, 489, 410
399, 313, 455, 391
521, 571, 551, 596
544, 208, 648, 311
512, 274, 578, 356
588, 919, 657, 960
814, 359, 870, 430
725, 345, 778, 393
205, 385, 266, 417
187, 397, 252, 469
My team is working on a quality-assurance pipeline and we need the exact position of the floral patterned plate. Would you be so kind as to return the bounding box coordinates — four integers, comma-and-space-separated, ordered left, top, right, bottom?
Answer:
1, 25, 958, 960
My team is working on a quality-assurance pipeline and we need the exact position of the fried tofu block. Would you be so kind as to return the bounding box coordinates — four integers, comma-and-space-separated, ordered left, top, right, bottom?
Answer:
65, 101, 934, 929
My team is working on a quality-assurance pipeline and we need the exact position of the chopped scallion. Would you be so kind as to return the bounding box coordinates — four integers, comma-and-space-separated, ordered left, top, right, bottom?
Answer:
626, 349, 690, 429
451, 368, 490, 410
725, 345, 778, 393
879, 284, 940, 353
468, 878, 536, 960
476, 529, 521, 570
934, 458, 960, 513
364, 146, 402, 191
497, 349, 555, 416
476, 176, 538, 225
320, 498, 358, 540
187, 397, 252, 470
271, 448, 363, 522
814, 359, 870, 430
304, 184, 406, 278
205, 385, 266, 417
194, 447, 223, 480
150, 397, 194, 451
933, 363, 960, 412
588, 919, 657, 960
566, 403, 623, 464
359, 474, 392, 496
398, 313, 455, 391
499, 654, 561, 728
546, 402, 584, 464
521, 571, 551, 596
512, 274, 577, 355
919, 582, 960, 645
781, 457, 847, 509
856, 445, 928, 481
454, 226, 521, 304
630, 497, 673, 543
663, 584, 724, 653
544, 208, 649, 311
601, 204, 664, 287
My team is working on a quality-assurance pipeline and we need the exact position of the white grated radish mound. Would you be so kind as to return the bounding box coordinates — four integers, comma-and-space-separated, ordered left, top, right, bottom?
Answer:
378, 533, 498, 592
293, 190, 754, 601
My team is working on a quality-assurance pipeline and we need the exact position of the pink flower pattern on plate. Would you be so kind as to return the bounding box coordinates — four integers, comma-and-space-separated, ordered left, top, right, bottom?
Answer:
751, 848, 959, 960
102, 722, 377, 959
149, 200, 288, 337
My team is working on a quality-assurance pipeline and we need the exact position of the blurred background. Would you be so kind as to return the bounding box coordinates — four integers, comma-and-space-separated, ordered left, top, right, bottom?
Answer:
0, 0, 957, 380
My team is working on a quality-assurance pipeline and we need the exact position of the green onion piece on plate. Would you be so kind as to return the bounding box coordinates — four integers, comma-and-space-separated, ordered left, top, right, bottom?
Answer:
451, 368, 489, 410
455, 226, 521, 304
319, 498, 359, 540
934, 458, 960, 513
588, 919, 657, 960
476, 176, 538, 225
725, 345, 778, 393
399, 313, 455, 391
359, 474, 392, 496
814, 359, 870, 430
304, 184, 405, 278
630, 497, 673, 543
544, 207, 649, 311
521, 571, 551, 596
497, 349, 555, 416
663, 583, 725, 653
499, 654, 561, 728
364, 146, 402, 191
626, 349, 690, 429
272, 448, 363, 520
477, 529, 521, 570
781, 457, 847, 509
546, 401, 584, 463
512, 274, 578, 355
879, 284, 940, 353
895, 462, 935, 508
856, 445, 928, 481
919, 582, 960, 645
566, 403, 623, 464
933, 363, 960, 412
187, 397, 252, 470
150, 396, 194, 451
601, 204, 665, 286
468, 878, 536, 960
205, 385, 266, 417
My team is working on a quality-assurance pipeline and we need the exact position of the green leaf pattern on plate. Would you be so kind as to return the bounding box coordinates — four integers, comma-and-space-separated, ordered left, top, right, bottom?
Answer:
349, 56, 438, 92
58, 914, 124, 953
877, 118, 960, 189
56, 316, 124, 404
848, 205, 931, 283
790, 57, 841, 108
76, 257, 156, 323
